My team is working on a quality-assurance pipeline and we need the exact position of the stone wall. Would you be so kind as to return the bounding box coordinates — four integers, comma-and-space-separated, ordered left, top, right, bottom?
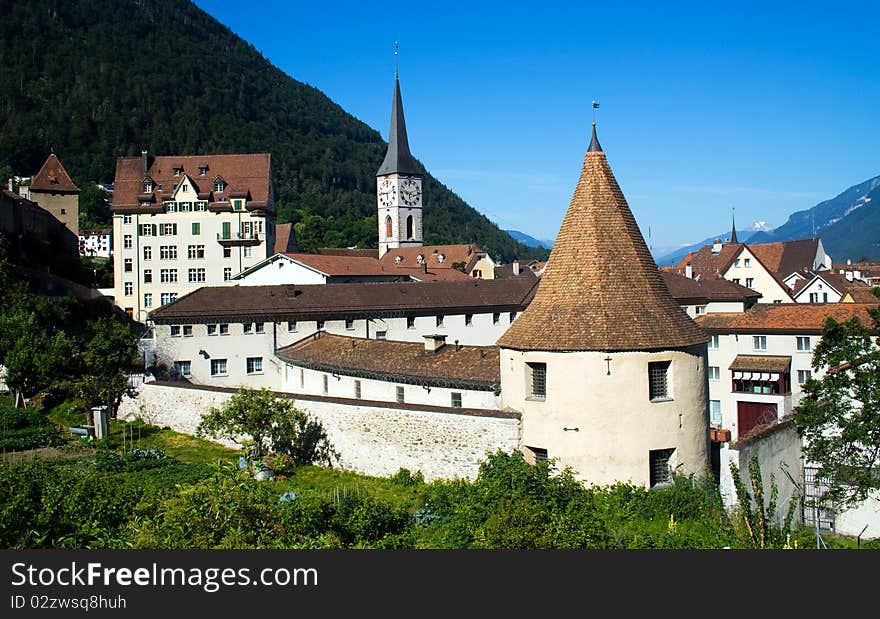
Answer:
118, 382, 521, 481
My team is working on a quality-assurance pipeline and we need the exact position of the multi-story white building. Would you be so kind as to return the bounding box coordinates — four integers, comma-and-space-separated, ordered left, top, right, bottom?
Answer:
111, 152, 274, 322
79, 228, 112, 259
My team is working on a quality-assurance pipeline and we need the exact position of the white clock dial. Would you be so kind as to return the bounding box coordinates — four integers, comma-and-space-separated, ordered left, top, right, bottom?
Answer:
400, 178, 421, 206
378, 178, 397, 206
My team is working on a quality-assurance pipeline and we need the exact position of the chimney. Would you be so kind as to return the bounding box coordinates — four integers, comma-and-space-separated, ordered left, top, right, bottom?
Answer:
423, 334, 447, 353
685, 262, 693, 279
845, 271, 853, 282
847, 259, 852, 265
512, 261, 520, 276
422, 262, 428, 274
141, 149, 148, 174
711, 239, 722, 255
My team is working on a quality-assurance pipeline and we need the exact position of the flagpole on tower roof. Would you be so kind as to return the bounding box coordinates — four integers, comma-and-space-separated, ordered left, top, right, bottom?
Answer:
592, 100, 600, 124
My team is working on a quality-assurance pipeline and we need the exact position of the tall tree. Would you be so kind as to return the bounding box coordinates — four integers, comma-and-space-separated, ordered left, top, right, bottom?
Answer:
794, 310, 880, 508
78, 316, 140, 417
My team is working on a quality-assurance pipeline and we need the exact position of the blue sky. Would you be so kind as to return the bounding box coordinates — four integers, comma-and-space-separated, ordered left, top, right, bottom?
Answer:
194, 0, 880, 254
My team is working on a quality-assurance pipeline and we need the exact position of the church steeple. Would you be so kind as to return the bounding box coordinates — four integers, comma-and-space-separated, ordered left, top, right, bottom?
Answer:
730, 210, 738, 244
377, 76, 420, 176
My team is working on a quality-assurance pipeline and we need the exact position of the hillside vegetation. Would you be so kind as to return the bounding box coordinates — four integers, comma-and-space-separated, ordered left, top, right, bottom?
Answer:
0, 0, 547, 262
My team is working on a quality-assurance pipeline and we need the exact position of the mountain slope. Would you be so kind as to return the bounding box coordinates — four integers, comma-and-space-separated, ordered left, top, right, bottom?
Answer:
746, 175, 880, 246
505, 230, 554, 250
655, 229, 761, 266
0, 0, 548, 262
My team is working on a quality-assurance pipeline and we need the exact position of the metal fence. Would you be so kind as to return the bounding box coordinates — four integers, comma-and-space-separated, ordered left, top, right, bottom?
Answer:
803, 466, 835, 532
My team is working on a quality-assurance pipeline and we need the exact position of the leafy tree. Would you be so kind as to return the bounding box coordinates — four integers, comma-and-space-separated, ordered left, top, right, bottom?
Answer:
794, 313, 880, 507
77, 184, 112, 231
197, 387, 337, 465
76, 316, 140, 417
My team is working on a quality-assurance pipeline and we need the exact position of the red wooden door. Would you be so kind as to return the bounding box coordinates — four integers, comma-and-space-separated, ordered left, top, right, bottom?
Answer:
737, 401, 778, 438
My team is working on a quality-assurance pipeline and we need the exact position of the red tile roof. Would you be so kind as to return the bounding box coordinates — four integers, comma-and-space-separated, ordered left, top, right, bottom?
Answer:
29, 154, 80, 193
380, 244, 488, 272
497, 128, 708, 351
274, 223, 298, 253
750, 238, 819, 277
111, 153, 271, 213
283, 253, 401, 277
276, 332, 500, 390
695, 303, 880, 334
318, 248, 380, 258
669, 243, 744, 279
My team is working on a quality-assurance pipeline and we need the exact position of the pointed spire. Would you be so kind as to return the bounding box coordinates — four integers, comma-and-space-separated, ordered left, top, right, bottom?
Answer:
730, 209, 738, 244
498, 126, 707, 352
587, 122, 603, 153
376, 75, 420, 177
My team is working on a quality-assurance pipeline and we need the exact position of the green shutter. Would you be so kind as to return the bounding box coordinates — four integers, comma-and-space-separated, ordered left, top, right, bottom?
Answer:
221, 222, 231, 239
192, 222, 200, 235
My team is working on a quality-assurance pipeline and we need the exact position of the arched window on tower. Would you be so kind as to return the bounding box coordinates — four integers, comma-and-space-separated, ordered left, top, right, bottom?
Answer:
385, 215, 393, 239
406, 215, 414, 240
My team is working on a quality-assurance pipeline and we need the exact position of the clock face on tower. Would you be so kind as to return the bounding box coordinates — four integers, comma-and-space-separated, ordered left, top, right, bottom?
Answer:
400, 177, 421, 206
378, 178, 397, 206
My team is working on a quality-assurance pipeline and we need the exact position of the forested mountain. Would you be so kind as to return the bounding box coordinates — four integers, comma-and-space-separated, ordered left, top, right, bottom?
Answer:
0, 0, 548, 262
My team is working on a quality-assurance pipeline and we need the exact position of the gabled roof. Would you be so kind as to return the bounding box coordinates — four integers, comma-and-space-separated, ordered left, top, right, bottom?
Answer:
276, 332, 500, 391
792, 271, 872, 301
29, 154, 80, 193
661, 272, 761, 304
232, 253, 407, 281
497, 126, 708, 351
749, 238, 819, 278
669, 243, 745, 279
695, 303, 880, 334
376, 76, 420, 177
843, 287, 880, 303
379, 244, 489, 272
148, 278, 539, 323
318, 247, 380, 258
111, 153, 271, 212
274, 223, 299, 253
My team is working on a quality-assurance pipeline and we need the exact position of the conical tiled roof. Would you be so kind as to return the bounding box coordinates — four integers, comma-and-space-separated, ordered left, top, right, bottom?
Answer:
29, 154, 80, 193
376, 77, 420, 176
497, 126, 708, 351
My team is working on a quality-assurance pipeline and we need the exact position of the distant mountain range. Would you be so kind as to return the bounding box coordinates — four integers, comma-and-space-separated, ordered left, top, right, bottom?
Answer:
506, 230, 554, 250
655, 174, 880, 266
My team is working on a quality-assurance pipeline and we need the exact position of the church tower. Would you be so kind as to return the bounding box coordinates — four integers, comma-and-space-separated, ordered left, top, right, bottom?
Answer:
497, 124, 710, 488
377, 73, 423, 258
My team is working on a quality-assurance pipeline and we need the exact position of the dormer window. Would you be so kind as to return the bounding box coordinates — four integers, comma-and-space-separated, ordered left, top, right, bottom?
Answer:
395, 256, 402, 264
416, 255, 424, 264
173, 167, 182, 177
213, 178, 226, 193
438, 254, 445, 263
142, 178, 153, 193
232, 199, 245, 211
198, 165, 208, 176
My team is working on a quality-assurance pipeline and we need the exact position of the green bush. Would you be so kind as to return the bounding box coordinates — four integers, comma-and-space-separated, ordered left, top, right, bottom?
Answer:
0, 406, 65, 451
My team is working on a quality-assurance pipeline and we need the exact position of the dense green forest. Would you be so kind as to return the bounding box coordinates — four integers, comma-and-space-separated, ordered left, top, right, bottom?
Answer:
0, 0, 548, 262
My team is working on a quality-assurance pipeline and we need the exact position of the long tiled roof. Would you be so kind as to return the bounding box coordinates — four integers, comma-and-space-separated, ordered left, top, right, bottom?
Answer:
283, 253, 401, 277
497, 126, 708, 351
149, 278, 538, 323
379, 244, 488, 271
29, 154, 80, 193
729, 355, 791, 372
277, 332, 500, 390
695, 303, 880, 334
111, 153, 271, 213
669, 243, 744, 278
661, 272, 761, 304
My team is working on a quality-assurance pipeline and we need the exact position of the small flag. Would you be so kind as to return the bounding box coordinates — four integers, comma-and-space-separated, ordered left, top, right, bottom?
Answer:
592, 101, 600, 109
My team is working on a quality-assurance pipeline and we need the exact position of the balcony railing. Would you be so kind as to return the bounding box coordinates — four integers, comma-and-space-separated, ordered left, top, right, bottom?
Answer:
216, 231, 263, 246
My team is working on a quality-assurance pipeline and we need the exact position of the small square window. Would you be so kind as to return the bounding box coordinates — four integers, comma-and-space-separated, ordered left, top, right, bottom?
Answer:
648, 361, 671, 401
436, 315, 445, 327
219, 323, 229, 335
796, 336, 811, 352
708, 366, 720, 380
287, 321, 297, 332
492, 312, 500, 325
746, 278, 754, 289
527, 362, 546, 399
223, 247, 232, 258
210, 359, 228, 376
797, 369, 812, 385
255, 322, 265, 334
345, 319, 355, 330
207, 324, 217, 336
246, 357, 263, 374
317, 320, 325, 330
376, 330, 387, 340
182, 325, 193, 337
243, 323, 253, 334
753, 336, 767, 351
396, 386, 405, 403
192, 222, 200, 235
509, 312, 516, 323
173, 360, 191, 377
354, 380, 362, 399
650, 448, 675, 488
406, 316, 415, 329
451, 392, 462, 408
744, 258, 751, 267
170, 325, 181, 337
